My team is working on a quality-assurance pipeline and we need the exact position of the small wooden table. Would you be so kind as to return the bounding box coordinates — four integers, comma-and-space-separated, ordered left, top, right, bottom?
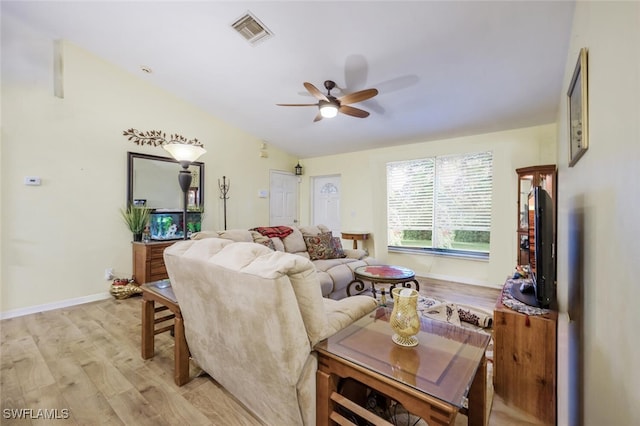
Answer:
341, 232, 369, 249
347, 265, 420, 298
316, 307, 490, 426
140, 280, 190, 386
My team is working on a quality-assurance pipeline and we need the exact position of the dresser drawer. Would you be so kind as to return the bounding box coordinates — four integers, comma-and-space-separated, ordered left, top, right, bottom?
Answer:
150, 259, 167, 276
132, 241, 175, 284
150, 246, 169, 260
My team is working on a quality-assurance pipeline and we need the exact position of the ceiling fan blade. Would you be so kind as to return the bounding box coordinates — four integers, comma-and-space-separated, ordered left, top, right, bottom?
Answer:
304, 82, 329, 102
313, 111, 323, 122
338, 88, 379, 105
276, 103, 318, 107
339, 105, 370, 118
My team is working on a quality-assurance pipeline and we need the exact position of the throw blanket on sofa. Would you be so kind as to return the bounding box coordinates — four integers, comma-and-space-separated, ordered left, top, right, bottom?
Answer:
253, 226, 294, 239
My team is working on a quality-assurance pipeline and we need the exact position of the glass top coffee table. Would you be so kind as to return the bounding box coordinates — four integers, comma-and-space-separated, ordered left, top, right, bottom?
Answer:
315, 307, 490, 425
347, 265, 420, 298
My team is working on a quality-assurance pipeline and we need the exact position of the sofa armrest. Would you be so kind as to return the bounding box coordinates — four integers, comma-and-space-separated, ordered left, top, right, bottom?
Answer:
343, 248, 368, 259
321, 296, 377, 341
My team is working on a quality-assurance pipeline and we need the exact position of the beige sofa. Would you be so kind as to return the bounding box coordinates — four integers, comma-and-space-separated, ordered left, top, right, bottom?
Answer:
163, 238, 377, 425
191, 224, 380, 300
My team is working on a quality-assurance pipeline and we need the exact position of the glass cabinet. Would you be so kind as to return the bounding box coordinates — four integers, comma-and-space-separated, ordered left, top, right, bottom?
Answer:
516, 165, 556, 265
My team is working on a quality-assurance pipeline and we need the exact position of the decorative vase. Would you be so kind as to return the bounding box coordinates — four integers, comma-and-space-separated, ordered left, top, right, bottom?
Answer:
390, 287, 420, 347
133, 232, 142, 242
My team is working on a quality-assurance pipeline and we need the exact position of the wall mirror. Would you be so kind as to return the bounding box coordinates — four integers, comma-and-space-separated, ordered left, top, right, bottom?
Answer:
127, 151, 205, 210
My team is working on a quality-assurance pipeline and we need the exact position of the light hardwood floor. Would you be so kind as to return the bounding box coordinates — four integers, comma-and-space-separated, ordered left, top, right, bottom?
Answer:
1, 278, 544, 425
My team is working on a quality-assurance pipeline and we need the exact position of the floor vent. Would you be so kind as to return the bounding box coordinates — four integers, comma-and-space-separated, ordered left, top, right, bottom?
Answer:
231, 11, 273, 46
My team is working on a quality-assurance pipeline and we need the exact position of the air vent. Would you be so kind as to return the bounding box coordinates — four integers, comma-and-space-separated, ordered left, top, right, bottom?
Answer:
231, 11, 273, 45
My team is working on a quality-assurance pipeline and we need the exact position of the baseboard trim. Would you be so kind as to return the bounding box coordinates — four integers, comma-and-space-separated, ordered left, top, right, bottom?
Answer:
1, 292, 112, 320
417, 272, 501, 289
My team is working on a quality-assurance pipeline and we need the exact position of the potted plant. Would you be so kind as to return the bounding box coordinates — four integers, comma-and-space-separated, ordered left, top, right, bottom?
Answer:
120, 205, 151, 242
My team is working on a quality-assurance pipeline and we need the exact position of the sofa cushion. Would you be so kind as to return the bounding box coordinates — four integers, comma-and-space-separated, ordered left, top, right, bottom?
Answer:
313, 256, 382, 299
282, 227, 307, 254
216, 229, 254, 242
299, 224, 331, 236
190, 231, 220, 240
238, 248, 329, 346
323, 297, 377, 336
345, 248, 368, 259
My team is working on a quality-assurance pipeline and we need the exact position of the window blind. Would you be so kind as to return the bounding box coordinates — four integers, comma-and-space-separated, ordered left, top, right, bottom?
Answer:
386, 151, 493, 254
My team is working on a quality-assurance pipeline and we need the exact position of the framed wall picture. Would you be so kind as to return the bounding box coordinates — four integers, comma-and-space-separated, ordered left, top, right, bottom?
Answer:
567, 48, 589, 167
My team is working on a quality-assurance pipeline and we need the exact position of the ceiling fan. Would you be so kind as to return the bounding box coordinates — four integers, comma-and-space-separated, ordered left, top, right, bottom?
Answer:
277, 80, 378, 122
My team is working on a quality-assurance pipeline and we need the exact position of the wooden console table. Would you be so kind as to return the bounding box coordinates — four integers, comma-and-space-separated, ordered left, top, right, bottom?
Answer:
493, 280, 557, 425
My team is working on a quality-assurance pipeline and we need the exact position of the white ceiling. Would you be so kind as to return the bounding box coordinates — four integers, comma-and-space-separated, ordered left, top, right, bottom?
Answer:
1, 1, 575, 158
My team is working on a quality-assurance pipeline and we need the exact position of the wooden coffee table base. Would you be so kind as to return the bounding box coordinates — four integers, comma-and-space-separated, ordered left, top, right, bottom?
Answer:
316, 352, 487, 426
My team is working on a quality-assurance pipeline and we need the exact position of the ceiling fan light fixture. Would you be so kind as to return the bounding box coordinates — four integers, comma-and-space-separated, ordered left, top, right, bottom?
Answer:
320, 102, 338, 118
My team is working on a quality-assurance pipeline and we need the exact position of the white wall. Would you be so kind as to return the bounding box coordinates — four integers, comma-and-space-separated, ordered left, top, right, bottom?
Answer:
0, 17, 296, 315
556, 2, 640, 425
300, 124, 557, 288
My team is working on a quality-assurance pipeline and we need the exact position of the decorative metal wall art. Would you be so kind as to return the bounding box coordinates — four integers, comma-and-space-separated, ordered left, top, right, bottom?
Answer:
123, 129, 204, 148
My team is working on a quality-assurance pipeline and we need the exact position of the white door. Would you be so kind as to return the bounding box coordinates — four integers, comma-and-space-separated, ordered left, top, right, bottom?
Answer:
269, 170, 299, 226
312, 175, 341, 234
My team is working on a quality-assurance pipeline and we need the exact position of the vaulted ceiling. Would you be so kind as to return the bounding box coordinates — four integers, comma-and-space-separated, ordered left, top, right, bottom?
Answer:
1, 1, 575, 158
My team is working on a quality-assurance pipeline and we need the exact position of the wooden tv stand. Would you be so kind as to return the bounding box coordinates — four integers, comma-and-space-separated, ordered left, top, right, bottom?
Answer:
493, 279, 557, 425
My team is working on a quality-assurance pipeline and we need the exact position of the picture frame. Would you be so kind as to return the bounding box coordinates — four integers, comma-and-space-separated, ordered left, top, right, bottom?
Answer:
567, 48, 589, 167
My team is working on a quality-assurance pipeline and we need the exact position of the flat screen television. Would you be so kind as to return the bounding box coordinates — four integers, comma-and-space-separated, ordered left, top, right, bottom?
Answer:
510, 186, 556, 308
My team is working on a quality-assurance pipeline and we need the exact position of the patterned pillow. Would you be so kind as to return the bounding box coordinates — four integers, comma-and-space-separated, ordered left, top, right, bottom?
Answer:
331, 236, 346, 258
257, 239, 276, 251
303, 232, 336, 260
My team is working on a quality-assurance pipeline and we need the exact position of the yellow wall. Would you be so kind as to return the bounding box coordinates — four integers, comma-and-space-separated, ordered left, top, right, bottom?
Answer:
555, 2, 640, 425
300, 124, 557, 288
1, 28, 295, 314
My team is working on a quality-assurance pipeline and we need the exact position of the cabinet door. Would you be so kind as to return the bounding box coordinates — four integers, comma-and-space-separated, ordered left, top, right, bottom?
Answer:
515, 165, 556, 266
518, 174, 534, 232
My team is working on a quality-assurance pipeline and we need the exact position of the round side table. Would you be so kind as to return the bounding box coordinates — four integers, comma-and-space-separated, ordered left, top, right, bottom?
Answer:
341, 232, 369, 250
347, 265, 420, 298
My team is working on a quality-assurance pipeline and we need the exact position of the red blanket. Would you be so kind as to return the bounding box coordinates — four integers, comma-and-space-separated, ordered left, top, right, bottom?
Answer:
253, 226, 294, 239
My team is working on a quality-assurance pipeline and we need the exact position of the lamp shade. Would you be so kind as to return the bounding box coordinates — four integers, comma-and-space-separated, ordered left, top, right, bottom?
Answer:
320, 103, 338, 118
163, 143, 206, 163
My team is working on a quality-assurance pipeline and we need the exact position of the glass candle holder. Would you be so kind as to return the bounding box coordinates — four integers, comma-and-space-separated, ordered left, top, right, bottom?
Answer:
390, 287, 420, 347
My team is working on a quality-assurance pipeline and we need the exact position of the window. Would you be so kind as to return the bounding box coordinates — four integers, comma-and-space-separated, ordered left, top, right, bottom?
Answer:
387, 151, 493, 256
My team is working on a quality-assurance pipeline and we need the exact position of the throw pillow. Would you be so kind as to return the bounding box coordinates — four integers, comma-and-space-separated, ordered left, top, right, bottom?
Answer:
257, 238, 276, 251
331, 236, 346, 258
303, 232, 336, 260
282, 227, 307, 254
271, 237, 285, 252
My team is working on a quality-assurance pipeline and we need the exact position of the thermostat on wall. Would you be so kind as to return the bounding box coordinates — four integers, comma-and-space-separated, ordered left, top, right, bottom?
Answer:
24, 176, 42, 186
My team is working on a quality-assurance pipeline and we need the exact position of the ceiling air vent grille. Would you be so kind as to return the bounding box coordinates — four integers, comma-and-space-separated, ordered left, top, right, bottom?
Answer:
231, 11, 273, 46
